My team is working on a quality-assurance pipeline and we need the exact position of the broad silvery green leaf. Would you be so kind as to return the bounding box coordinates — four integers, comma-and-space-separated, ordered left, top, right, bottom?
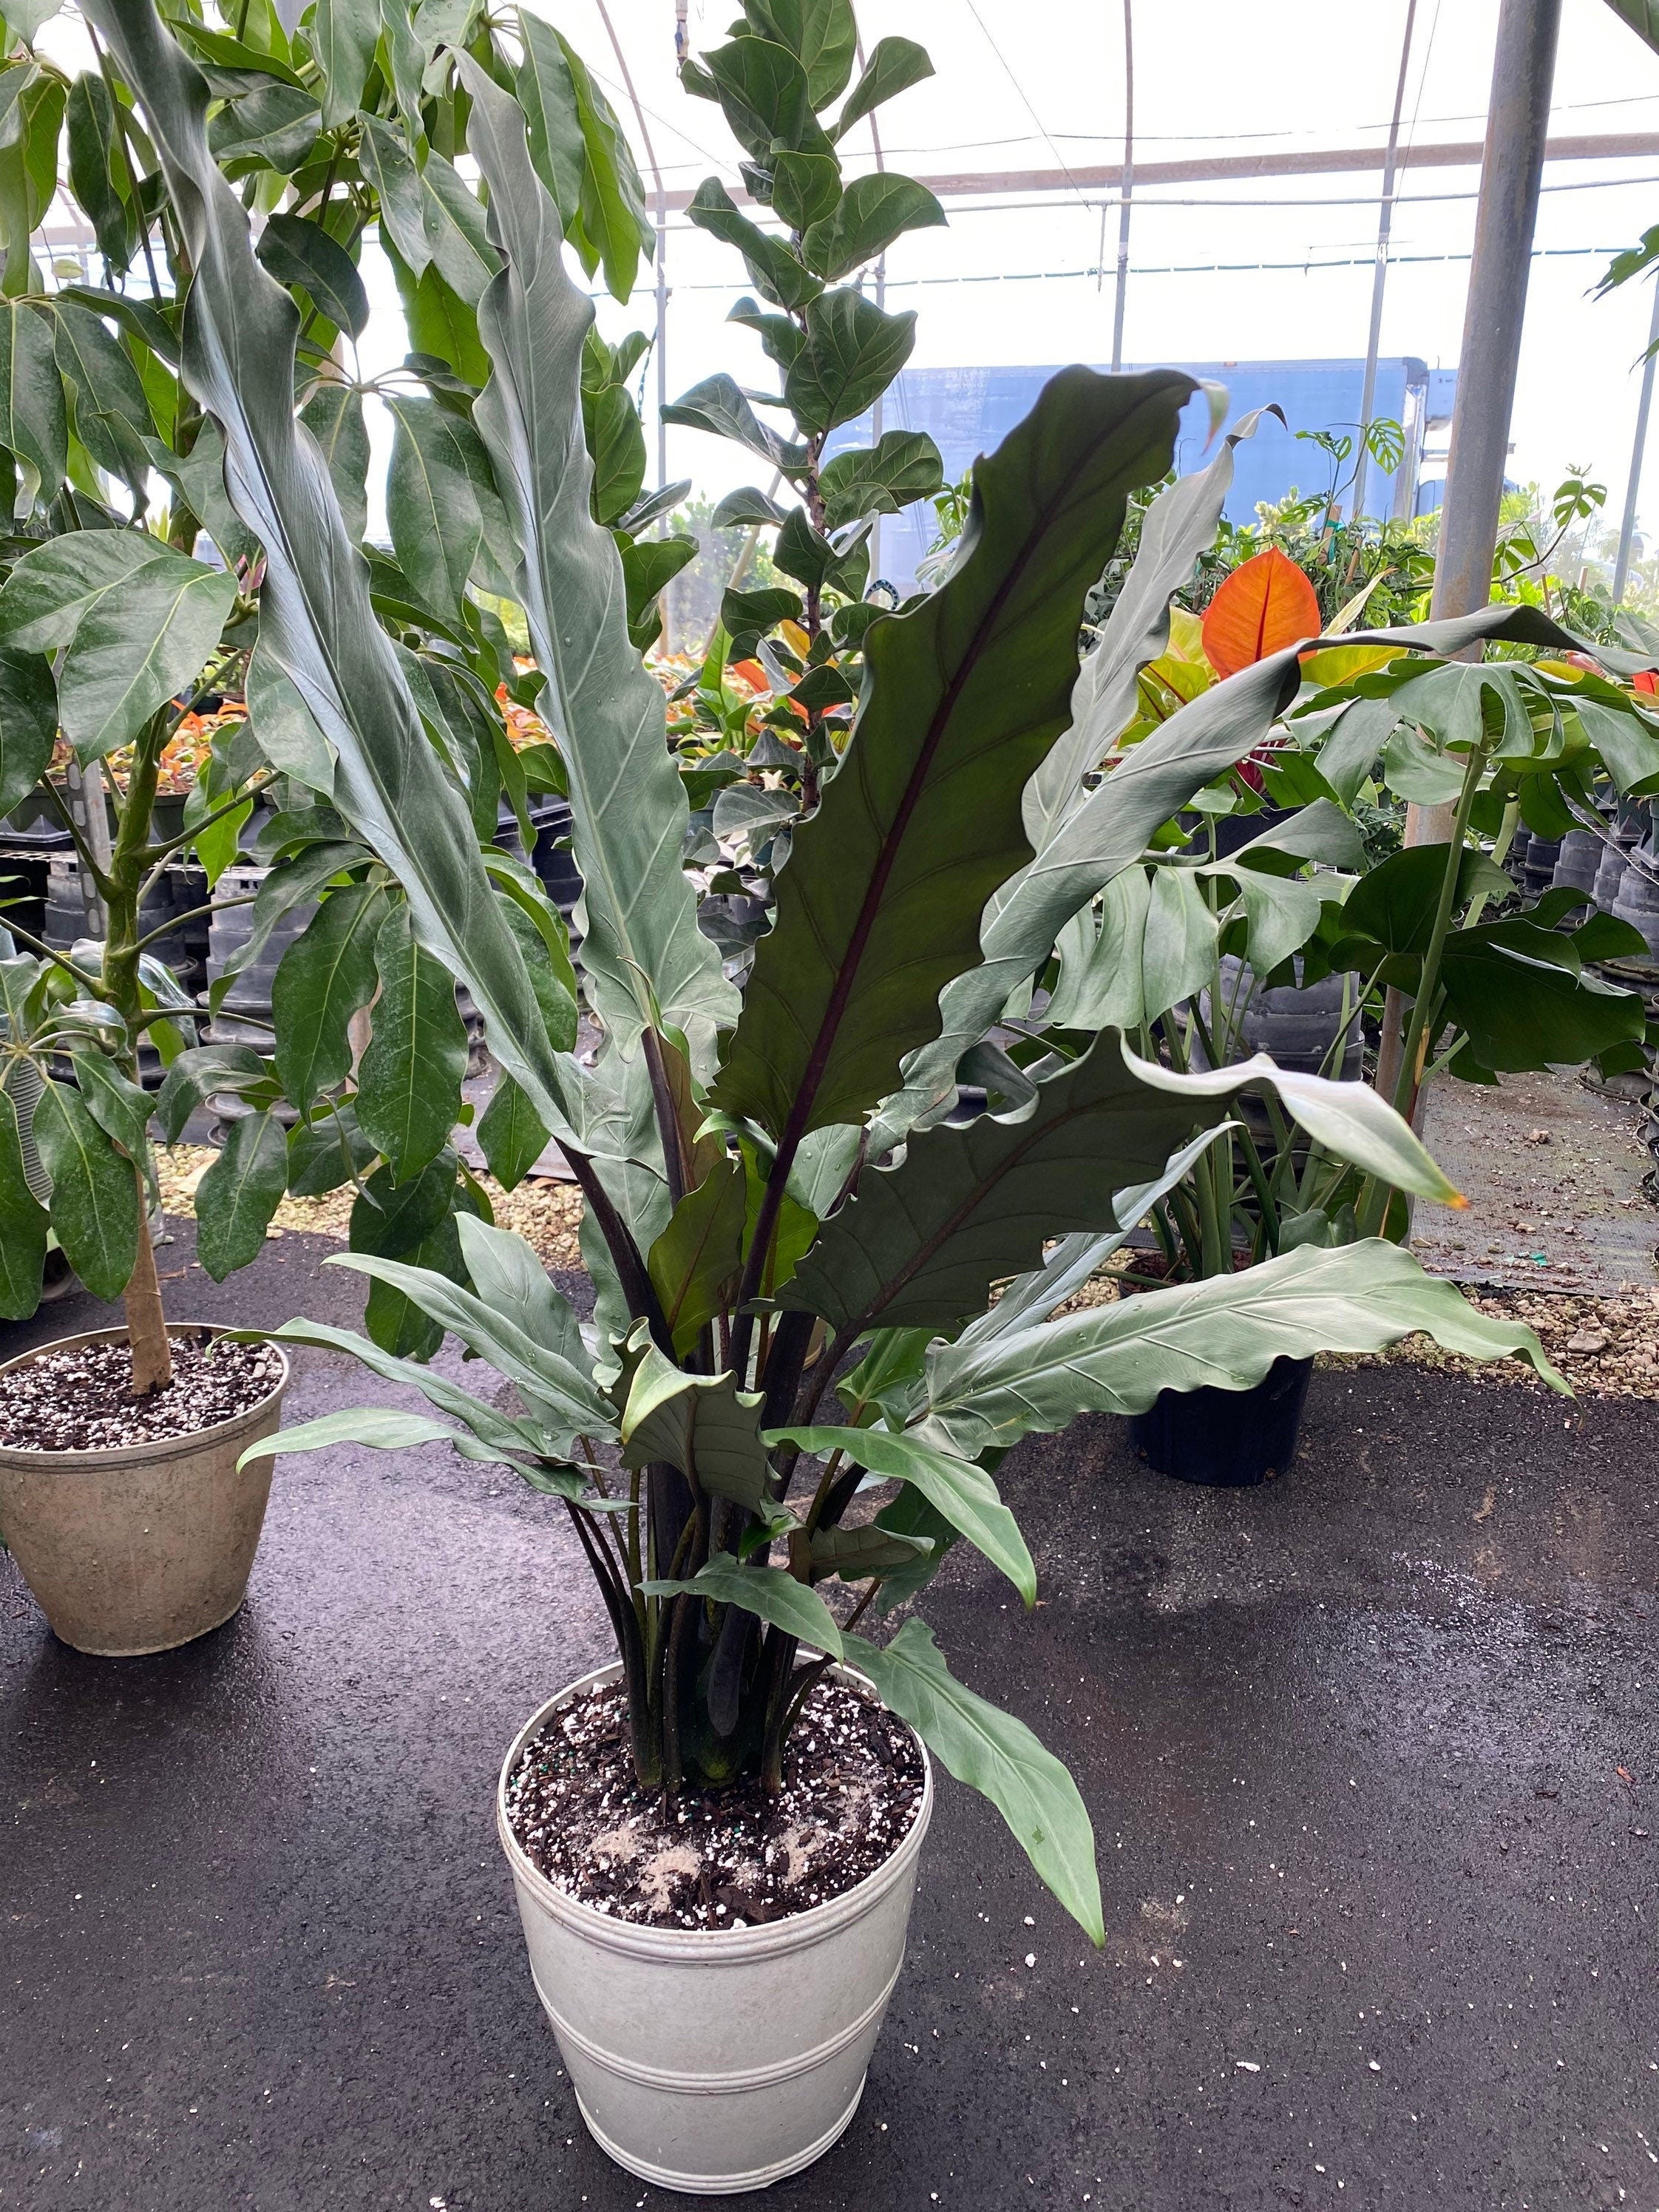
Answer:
454, 1214, 589, 1371
306, 0, 378, 127
771, 1422, 1034, 1604
257, 211, 369, 338
617, 1330, 773, 1511
0, 296, 66, 496
328, 1250, 616, 1438
923, 1238, 1566, 1459
240, 1405, 469, 1462
248, 1312, 560, 1459
712, 364, 1194, 1150
0, 531, 237, 761
846, 1618, 1104, 1945
642, 1559, 843, 1658
0, 645, 58, 816
382, 393, 482, 621
86, 2, 589, 1155
455, 57, 737, 1058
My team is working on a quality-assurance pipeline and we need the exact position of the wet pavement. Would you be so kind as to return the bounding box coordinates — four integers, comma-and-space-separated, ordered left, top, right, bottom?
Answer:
4, 1225, 1658, 2211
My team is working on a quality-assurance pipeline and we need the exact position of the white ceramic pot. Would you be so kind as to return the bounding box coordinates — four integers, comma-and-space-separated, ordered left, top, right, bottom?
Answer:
497, 1661, 933, 2194
0, 1323, 288, 1657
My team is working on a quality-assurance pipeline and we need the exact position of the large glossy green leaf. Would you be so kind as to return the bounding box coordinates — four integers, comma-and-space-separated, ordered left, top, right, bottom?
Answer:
271, 881, 386, 1113
784, 289, 915, 434
616, 1330, 773, 1510
0, 530, 235, 762
383, 392, 481, 622
801, 174, 944, 282
0, 1085, 47, 1318
686, 177, 822, 312
846, 1618, 1103, 1944
703, 33, 827, 158
355, 903, 467, 1180
924, 1238, 1565, 1459
772, 1422, 1034, 1604
832, 33, 933, 138
0, 296, 64, 490
744, 0, 858, 106
257, 211, 368, 340
647, 1153, 747, 1357
711, 365, 1194, 1149
65, 71, 136, 270
818, 428, 943, 529
661, 370, 810, 475
50, 297, 153, 486
307, 0, 377, 128
33, 1076, 138, 1301
1439, 924, 1646, 1074
455, 58, 736, 1057
642, 1558, 843, 1656
0, 645, 56, 815
88, 3, 586, 1153
194, 1107, 287, 1280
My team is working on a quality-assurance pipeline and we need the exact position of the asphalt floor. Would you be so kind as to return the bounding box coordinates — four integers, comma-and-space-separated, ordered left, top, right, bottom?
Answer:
4, 1222, 1657, 2211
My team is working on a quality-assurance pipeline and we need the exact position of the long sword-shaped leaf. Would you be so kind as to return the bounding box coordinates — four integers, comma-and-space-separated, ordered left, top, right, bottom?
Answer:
845, 1618, 1104, 1945
88, 1, 586, 1150
641, 1559, 843, 1656
455, 57, 735, 1055
923, 1238, 1567, 1458
710, 364, 1195, 1147
1022, 404, 1269, 852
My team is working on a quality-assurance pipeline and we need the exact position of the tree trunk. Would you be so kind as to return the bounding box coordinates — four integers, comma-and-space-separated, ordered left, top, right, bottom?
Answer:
123, 1168, 172, 1396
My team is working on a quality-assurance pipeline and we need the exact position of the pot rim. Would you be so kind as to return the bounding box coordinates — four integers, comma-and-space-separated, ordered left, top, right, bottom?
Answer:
498, 1659, 933, 1964
0, 1323, 290, 1470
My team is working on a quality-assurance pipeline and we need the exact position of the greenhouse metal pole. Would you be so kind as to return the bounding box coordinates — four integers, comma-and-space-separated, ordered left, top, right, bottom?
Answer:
1110, 0, 1133, 371
1612, 279, 1659, 608
1353, 0, 1418, 523
1376, 0, 1561, 1113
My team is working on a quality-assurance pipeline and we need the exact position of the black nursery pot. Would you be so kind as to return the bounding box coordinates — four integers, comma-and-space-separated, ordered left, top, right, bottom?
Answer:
1128, 1355, 1314, 1487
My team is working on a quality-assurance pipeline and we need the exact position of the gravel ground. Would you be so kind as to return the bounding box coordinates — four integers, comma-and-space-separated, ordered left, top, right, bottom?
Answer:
155, 1145, 585, 1270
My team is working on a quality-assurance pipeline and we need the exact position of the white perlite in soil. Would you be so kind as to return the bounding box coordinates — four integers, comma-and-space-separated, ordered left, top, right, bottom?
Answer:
0, 1335, 282, 1452
505, 1675, 925, 1931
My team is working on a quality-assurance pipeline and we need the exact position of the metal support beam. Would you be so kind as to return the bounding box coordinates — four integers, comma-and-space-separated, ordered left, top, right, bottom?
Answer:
1377, 0, 1561, 1117
1353, 0, 1418, 522
1109, 0, 1133, 372
1612, 278, 1659, 608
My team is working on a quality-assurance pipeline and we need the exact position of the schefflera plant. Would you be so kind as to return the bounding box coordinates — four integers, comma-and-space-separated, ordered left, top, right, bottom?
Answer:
104, 4, 1562, 1941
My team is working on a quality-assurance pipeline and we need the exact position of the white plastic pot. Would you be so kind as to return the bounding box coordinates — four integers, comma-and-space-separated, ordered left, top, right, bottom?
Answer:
0, 1323, 288, 1657
497, 1661, 933, 2194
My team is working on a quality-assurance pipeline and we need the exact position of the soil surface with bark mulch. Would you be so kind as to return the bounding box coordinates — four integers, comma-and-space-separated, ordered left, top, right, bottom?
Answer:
504, 1674, 925, 1931
0, 1332, 282, 1452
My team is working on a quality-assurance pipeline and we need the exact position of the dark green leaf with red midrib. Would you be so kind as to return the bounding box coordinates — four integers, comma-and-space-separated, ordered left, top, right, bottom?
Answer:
708, 364, 1195, 1152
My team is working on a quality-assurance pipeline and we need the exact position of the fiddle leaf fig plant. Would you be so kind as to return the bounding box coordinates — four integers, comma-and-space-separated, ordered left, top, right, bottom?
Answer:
97, 0, 1570, 1938
663, 2, 946, 840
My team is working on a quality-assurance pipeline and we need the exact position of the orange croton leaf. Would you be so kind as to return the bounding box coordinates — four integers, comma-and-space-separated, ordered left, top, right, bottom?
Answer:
731, 658, 770, 691
1201, 546, 1322, 678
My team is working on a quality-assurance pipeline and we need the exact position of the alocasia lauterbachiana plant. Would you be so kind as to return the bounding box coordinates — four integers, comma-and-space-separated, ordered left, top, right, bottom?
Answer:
93, 0, 1568, 1938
